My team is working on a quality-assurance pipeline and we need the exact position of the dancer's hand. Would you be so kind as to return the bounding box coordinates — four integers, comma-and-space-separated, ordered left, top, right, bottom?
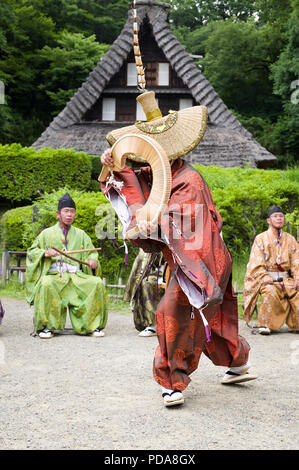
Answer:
87, 259, 98, 270
138, 219, 158, 236
263, 277, 274, 285
101, 148, 113, 167
44, 249, 59, 258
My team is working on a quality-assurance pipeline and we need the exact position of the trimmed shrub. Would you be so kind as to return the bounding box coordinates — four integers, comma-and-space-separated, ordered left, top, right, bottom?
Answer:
0, 205, 32, 250
1, 165, 297, 279
89, 154, 102, 180
0, 144, 92, 202
194, 164, 299, 253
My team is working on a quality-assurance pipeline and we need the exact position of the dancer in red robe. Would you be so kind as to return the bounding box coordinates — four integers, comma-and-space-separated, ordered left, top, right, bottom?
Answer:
100, 153, 257, 407
100, 90, 257, 406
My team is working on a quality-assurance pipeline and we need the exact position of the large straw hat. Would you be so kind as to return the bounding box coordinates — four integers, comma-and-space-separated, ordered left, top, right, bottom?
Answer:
106, 91, 208, 162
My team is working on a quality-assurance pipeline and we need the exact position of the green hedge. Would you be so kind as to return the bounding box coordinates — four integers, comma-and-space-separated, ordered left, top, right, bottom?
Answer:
0, 205, 33, 250
89, 154, 102, 180
1, 166, 298, 278
194, 165, 299, 253
0, 144, 95, 202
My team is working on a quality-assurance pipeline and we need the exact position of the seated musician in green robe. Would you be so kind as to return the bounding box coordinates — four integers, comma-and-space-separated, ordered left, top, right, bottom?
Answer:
25, 193, 108, 339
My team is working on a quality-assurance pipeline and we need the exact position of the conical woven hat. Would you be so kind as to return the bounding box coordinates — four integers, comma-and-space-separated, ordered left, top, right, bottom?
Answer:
106, 91, 208, 162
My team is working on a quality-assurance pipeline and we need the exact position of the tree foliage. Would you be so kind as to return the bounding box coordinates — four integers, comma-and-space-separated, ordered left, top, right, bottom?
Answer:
0, 0, 116, 145
39, 32, 109, 114
30, 0, 130, 43
197, 20, 281, 117
0, 0, 16, 52
171, 0, 298, 166
0, 0, 298, 165
169, 0, 257, 29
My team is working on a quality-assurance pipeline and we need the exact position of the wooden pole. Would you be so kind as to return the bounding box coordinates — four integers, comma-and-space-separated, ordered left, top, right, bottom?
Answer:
51, 246, 90, 267
63, 248, 101, 255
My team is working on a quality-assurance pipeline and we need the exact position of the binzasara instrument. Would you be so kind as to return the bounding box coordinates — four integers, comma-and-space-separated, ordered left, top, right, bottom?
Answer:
99, 133, 172, 239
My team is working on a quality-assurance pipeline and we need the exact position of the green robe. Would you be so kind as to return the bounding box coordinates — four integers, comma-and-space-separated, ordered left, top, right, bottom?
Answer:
25, 223, 108, 334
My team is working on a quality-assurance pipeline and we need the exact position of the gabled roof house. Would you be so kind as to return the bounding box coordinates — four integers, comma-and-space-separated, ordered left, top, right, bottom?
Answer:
33, 0, 276, 168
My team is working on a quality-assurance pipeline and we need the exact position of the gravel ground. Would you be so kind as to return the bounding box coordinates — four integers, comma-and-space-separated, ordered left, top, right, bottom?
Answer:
0, 297, 298, 450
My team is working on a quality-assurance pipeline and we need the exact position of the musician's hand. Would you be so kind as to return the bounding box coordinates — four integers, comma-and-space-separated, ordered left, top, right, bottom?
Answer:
138, 220, 158, 237
44, 249, 59, 258
263, 277, 274, 285
294, 280, 299, 290
101, 148, 113, 167
87, 259, 98, 270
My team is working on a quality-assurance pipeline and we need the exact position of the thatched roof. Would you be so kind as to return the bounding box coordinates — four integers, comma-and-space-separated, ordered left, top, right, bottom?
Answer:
33, 0, 276, 168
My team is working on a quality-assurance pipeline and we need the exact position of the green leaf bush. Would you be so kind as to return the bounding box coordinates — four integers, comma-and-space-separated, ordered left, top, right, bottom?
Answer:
1, 165, 298, 280
194, 164, 299, 253
0, 205, 33, 250
0, 144, 93, 202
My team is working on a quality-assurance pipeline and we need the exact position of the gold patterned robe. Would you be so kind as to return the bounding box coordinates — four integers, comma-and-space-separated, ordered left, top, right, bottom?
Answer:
243, 228, 299, 331
123, 249, 164, 331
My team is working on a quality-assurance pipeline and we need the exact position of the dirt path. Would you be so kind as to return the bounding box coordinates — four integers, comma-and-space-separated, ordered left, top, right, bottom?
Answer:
0, 297, 298, 450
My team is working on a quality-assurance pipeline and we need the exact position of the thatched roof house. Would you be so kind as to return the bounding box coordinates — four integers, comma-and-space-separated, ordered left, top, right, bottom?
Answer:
33, 0, 276, 168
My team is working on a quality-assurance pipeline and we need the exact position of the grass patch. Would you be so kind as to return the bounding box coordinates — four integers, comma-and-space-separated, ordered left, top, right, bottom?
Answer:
0, 280, 26, 300
0, 280, 131, 313
232, 252, 249, 290
108, 299, 131, 315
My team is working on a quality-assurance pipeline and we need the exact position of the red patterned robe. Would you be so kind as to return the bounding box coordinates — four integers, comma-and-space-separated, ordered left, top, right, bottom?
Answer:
101, 158, 250, 390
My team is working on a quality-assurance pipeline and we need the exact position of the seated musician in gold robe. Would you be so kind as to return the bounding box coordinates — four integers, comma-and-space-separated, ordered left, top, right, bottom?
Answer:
244, 205, 299, 335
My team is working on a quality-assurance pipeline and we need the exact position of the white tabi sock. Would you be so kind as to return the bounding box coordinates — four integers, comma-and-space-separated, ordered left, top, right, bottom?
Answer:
161, 386, 174, 395
228, 361, 251, 375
